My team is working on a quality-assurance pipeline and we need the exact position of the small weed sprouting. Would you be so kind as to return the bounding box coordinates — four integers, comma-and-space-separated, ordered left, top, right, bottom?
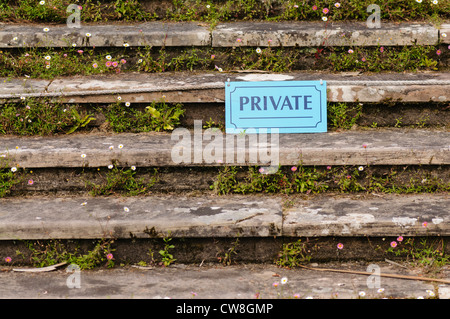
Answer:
102, 101, 184, 133
328, 102, 363, 130
228, 46, 300, 73
137, 47, 213, 73
415, 115, 430, 128
13, 0, 67, 23
0, 158, 25, 198
0, 98, 93, 136
145, 102, 185, 132
333, 166, 366, 193
159, 232, 176, 267
293, 165, 329, 194
276, 239, 311, 268
387, 237, 449, 274
210, 166, 238, 195
203, 118, 225, 132
101, 102, 152, 133
87, 165, 158, 196
217, 235, 241, 266
65, 109, 96, 135
18, 238, 116, 270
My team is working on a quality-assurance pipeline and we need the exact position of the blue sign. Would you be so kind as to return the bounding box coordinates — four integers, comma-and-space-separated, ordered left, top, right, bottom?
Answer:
225, 80, 327, 133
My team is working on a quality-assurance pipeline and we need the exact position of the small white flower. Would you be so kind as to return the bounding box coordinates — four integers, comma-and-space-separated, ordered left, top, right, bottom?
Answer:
46, 65, 50, 69
417, 296, 424, 299
358, 166, 364, 171
108, 165, 114, 169
416, 0, 422, 3
123, 43, 129, 47
72, 43, 77, 47
377, 288, 385, 293
322, 17, 328, 21
20, 96, 26, 100
305, 296, 313, 299
45, 55, 51, 60
11, 167, 17, 172
13, 37, 18, 41
39, 1, 45, 5
335, 2, 341, 8
106, 55, 112, 60
81, 154, 86, 158
124, 207, 130, 212
125, 102, 131, 107
81, 202, 87, 206
117, 96, 122, 101
109, 145, 114, 150
43, 27, 49, 32
138, 58, 143, 63
281, 277, 288, 285
358, 291, 366, 297
85, 33, 91, 37
427, 290, 435, 297
218, 68, 223, 72
432, 0, 437, 4
118, 144, 123, 149
256, 47, 262, 54
131, 166, 136, 171
206, 4, 210, 8
442, 33, 447, 38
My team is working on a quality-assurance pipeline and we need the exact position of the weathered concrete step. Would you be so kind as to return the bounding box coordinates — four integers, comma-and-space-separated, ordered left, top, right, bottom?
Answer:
1, 72, 449, 103
0, 195, 281, 240
0, 22, 211, 48
212, 21, 447, 47
0, 263, 447, 299
1, 129, 449, 168
0, 194, 448, 241
0, 22, 446, 48
283, 194, 449, 237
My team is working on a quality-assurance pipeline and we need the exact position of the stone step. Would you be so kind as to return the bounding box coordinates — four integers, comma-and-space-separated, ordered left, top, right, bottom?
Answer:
0, 193, 448, 241
212, 22, 447, 47
1, 22, 446, 48
1, 129, 449, 169
1, 72, 449, 104
1, 262, 448, 299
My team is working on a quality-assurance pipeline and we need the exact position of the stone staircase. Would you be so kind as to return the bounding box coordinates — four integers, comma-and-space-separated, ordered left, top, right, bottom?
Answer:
0, 7, 449, 282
